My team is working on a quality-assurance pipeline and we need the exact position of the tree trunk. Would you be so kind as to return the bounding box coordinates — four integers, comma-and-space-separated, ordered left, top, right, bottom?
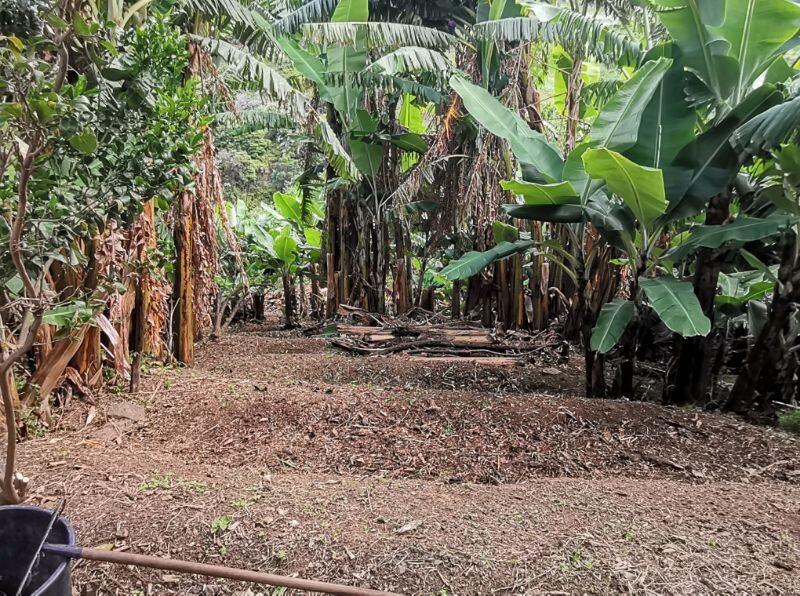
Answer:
393, 216, 411, 315
0, 368, 21, 504
212, 292, 225, 339
1, 327, 21, 414
71, 235, 102, 385
130, 281, 146, 393
174, 191, 194, 366
298, 274, 306, 319
23, 327, 87, 409
664, 192, 730, 406
726, 232, 800, 421
612, 272, 641, 400
130, 200, 154, 391
324, 177, 341, 318
339, 198, 351, 307
497, 260, 512, 329
512, 254, 525, 329
253, 292, 265, 321
282, 272, 297, 329
451, 280, 462, 320
139, 199, 162, 359
310, 264, 323, 319
564, 58, 583, 154
420, 286, 436, 312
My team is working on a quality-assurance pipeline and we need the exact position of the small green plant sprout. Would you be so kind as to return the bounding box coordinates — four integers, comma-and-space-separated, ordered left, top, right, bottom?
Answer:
232, 497, 253, 510
211, 515, 232, 534
140, 475, 173, 491
560, 546, 594, 573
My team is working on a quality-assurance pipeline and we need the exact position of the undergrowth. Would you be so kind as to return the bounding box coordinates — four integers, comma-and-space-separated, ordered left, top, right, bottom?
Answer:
778, 410, 800, 434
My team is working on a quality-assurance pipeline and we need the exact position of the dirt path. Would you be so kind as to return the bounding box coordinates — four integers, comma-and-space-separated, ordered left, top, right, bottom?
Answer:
18, 326, 800, 595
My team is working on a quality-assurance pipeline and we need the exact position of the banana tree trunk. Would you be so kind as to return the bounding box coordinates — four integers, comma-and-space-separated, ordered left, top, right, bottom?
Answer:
282, 271, 298, 329
324, 178, 341, 317
130, 281, 146, 393
726, 232, 800, 421
71, 236, 102, 384
497, 260, 512, 329
173, 190, 194, 366
664, 192, 730, 406
250, 292, 264, 321
612, 268, 644, 400
310, 264, 323, 319
451, 280, 462, 320
392, 216, 411, 315
565, 58, 583, 154
23, 327, 88, 409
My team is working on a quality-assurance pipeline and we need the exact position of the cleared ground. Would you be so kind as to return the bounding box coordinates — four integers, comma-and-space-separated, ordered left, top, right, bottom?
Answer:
18, 325, 800, 595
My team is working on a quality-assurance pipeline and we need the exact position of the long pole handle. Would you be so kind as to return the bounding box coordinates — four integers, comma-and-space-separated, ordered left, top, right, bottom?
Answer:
43, 544, 401, 596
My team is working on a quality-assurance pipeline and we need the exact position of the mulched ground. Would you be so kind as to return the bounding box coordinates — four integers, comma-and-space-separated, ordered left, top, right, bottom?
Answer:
16, 323, 800, 595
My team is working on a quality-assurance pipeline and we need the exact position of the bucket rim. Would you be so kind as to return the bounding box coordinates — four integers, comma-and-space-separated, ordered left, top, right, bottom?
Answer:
0, 504, 76, 596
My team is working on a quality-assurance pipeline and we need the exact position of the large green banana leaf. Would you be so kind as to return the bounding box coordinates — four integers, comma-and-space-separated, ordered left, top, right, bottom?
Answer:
450, 75, 563, 182
717, 270, 776, 307
625, 45, 696, 169
439, 239, 535, 280
590, 57, 672, 152
667, 85, 784, 221
664, 214, 799, 262
274, 192, 303, 225
275, 227, 300, 267
500, 180, 580, 205
583, 148, 667, 228
650, 0, 733, 106
640, 276, 711, 337
350, 139, 385, 178
652, 0, 800, 108
732, 96, 800, 158
591, 298, 635, 353
327, 0, 368, 120
583, 190, 636, 252
711, 0, 800, 102
501, 203, 585, 223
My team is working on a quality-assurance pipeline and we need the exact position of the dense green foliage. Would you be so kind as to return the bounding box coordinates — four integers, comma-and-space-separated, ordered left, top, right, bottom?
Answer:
0, 10, 204, 308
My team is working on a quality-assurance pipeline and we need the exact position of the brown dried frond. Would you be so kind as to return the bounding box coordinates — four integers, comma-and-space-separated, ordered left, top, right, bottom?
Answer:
188, 43, 236, 112
189, 129, 222, 337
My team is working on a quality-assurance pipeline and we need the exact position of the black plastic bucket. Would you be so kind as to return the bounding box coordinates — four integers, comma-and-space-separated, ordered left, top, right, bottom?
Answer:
0, 506, 75, 596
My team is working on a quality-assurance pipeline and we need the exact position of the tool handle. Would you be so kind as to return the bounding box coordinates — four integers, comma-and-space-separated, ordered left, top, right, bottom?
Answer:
43, 544, 400, 596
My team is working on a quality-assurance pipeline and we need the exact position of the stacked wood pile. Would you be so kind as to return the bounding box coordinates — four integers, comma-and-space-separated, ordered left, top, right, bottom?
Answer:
329, 322, 565, 366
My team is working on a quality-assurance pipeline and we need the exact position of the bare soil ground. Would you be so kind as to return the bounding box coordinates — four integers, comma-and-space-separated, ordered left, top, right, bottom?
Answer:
17, 324, 800, 595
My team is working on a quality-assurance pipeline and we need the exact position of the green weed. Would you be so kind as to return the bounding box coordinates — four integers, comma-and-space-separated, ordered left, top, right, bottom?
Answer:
22, 410, 48, 438
232, 498, 253, 510
778, 409, 800, 434
560, 546, 594, 573
211, 515, 232, 534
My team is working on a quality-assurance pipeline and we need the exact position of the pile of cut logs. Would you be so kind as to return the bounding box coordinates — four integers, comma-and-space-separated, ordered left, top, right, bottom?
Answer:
329, 322, 564, 366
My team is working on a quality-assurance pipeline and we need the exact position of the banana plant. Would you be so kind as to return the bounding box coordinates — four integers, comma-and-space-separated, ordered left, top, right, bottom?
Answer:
267, 188, 324, 326
272, 0, 455, 315
446, 36, 800, 398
